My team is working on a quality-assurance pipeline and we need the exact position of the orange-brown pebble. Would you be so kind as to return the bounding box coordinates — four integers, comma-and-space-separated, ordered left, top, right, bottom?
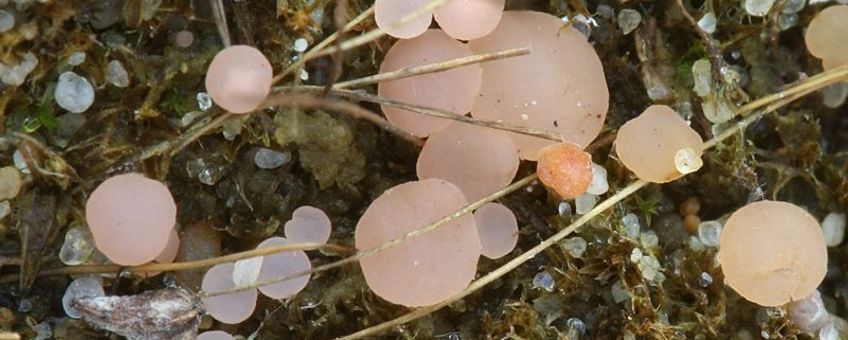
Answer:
536, 143, 592, 199
683, 214, 701, 234
680, 196, 701, 216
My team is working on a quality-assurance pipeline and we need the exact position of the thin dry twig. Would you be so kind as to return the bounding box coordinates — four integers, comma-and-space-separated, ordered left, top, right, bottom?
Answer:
260, 91, 422, 145
202, 174, 538, 297
333, 47, 531, 89
336, 63, 848, 340
0, 243, 348, 284
286, 86, 563, 142
312, 0, 449, 58
209, 0, 231, 47
274, 6, 375, 84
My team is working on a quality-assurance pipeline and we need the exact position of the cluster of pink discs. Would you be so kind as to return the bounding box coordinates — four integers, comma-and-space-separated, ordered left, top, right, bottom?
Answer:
201, 206, 331, 324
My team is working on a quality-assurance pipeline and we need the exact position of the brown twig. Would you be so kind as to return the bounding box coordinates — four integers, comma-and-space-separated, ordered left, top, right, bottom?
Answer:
260, 92, 422, 145
0, 243, 349, 284
333, 47, 531, 89
285, 86, 562, 142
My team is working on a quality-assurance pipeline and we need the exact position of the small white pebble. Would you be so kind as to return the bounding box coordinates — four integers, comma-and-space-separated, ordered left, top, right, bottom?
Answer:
55, 71, 95, 113
67, 51, 86, 66
699, 272, 713, 287
822, 83, 848, 109
0, 166, 22, 200
640, 230, 659, 249
622, 213, 641, 239
293, 38, 309, 53
298, 68, 309, 81
617, 9, 641, 35
62, 276, 105, 319
558, 201, 572, 218
822, 212, 846, 247
586, 163, 609, 195
196, 92, 212, 111
0, 200, 10, 220
674, 147, 703, 175
692, 59, 712, 97
562, 237, 587, 258
787, 290, 829, 333
697, 220, 723, 247
232, 256, 263, 287
106, 60, 129, 88
574, 194, 597, 215
697, 12, 717, 34
630, 248, 643, 263
1, 52, 38, 86
254, 148, 291, 169
0, 9, 14, 33
532, 271, 555, 292
13, 150, 30, 174
744, 0, 777, 16
59, 225, 96, 266
611, 280, 629, 303
688, 235, 706, 252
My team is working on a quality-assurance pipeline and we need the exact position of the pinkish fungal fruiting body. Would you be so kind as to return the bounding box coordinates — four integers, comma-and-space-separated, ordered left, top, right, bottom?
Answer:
719, 201, 827, 307
474, 203, 518, 259
355, 179, 481, 307
375, 0, 433, 39
197, 331, 235, 340
201, 263, 258, 324
469, 11, 610, 160
433, 0, 505, 41
284, 206, 332, 245
536, 143, 593, 200
615, 105, 704, 183
805, 5, 848, 69
85, 173, 177, 266
378, 29, 482, 137
416, 122, 519, 202
256, 237, 312, 299
205, 45, 273, 114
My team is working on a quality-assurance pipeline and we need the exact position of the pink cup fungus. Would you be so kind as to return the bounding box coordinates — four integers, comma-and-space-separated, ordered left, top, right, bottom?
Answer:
355, 179, 481, 307
201, 262, 258, 324
615, 105, 704, 183
718, 200, 828, 307
375, 0, 504, 40
433, 0, 505, 41
284, 206, 332, 245
197, 331, 235, 340
469, 11, 610, 160
378, 29, 482, 137
204, 45, 273, 114
416, 122, 519, 202
536, 143, 593, 200
85, 173, 177, 266
143, 229, 181, 277
805, 5, 848, 69
474, 203, 518, 259
256, 237, 312, 299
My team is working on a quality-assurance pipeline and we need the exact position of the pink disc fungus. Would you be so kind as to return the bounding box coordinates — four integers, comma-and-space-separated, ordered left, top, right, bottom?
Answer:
355, 179, 481, 307
469, 11, 610, 160
615, 105, 704, 183
433, 0, 505, 41
474, 203, 518, 259
197, 331, 235, 340
375, 0, 433, 39
85, 173, 177, 266
417, 122, 519, 202
143, 229, 181, 277
536, 143, 593, 200
284, 206, 332, 245
378, 29, 482, 137
204, 45, 273, 114
719, 200, 828, 307
805, 5, 848, 68
256, 237, 312, 299
201, 263, 258, 324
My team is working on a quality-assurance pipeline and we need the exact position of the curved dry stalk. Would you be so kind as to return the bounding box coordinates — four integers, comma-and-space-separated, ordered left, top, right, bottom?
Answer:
285, 86, 563, 142
260, 91, 422, 145
202, 173, 538, 298
336, 62, 848, 340
0, 243, 348, 284
334, 47, 532, 89
274, 6, 375, 84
